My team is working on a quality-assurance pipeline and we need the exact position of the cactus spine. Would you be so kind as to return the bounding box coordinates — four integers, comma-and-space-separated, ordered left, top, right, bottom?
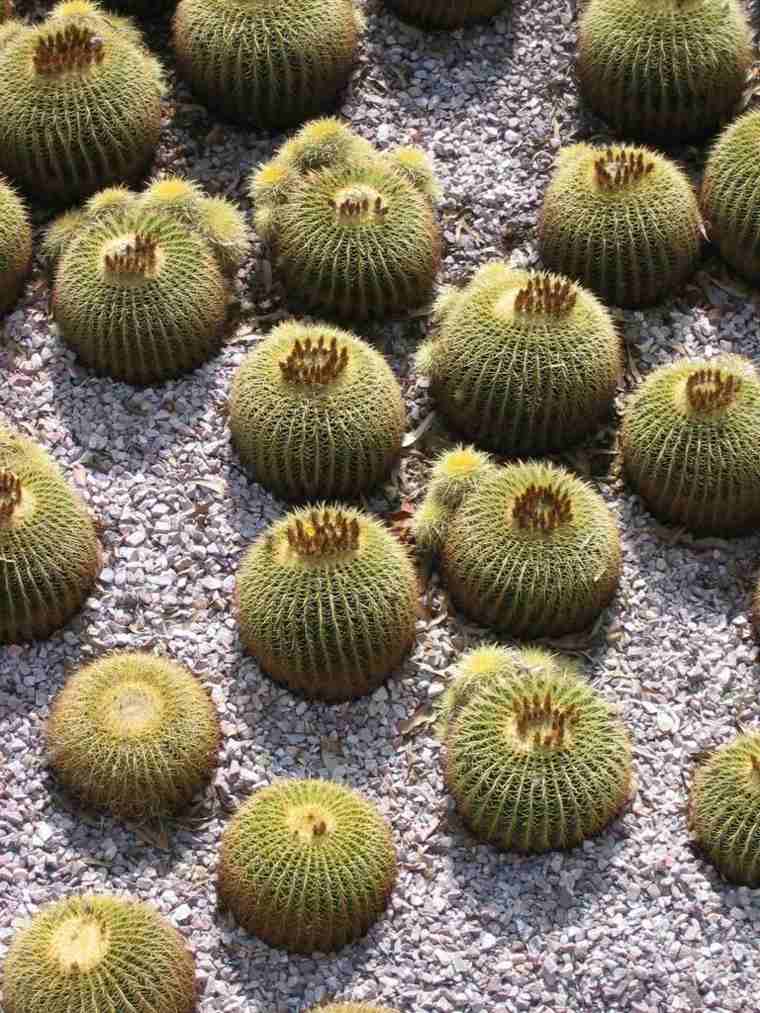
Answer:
0, 175, 30, 315
412, 444, 495, 553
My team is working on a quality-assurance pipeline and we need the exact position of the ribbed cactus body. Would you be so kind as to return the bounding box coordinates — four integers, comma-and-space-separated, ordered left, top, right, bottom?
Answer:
0, 429, 101, 644
0, 176, 31, 315
229, 321, 405, 501
441, 461, 621, 637
418, 263, 622, 455
577, 0, 752, 143
538, 143, 702, 308
172, 0, 361, 127
621, 355, 760, 535
384, 0, 508, 28
412, 444, 495, 553
218, 779, 397, 952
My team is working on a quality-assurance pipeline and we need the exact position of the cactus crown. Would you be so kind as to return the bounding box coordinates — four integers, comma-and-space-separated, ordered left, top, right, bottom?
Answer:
685, 367, 740, 413
50, 907, 109, 973
285, 508, 360, 557
512, 483, 573, 532
102, 232, 159, 279
333, 185, 388, 223
279, 333, 349, 385
105, 681, 162, 736
513, 274, 577, 316
289, 804, 331, 842
512, 689, 579, 751
0, 468, 21, 521
593, 147, 654, 190
34, 23, 104, 76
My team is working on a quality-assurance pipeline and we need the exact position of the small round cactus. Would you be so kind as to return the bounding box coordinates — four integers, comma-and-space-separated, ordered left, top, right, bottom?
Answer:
441, 461, 621, 637
218, 779, 397, 952
2, 893, 196, 1013
229, 321, 406, 501
236, 505, 418, 700
0, 1, 165, 204
0, 428, 101, 644
172, 0, 362, 127
384, 0, 507, 28
441, 645, 634, 852
577, 0, 752, 144
688, 731, 760, 885
0, 175, 30, 315
621, 354, 760, 535
412, 444, 495, 553
538, 143, 702, 308
417, 262, 622, 454
47, 651, 221, 820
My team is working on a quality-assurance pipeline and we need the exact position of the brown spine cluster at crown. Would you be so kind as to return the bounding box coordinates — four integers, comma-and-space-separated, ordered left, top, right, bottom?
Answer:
104, 234, 158, 276
514, 275, 577, 316
686, 368, 741, 412
279, 334, 349, 385
514, 691, 578, 749
34, 25, 105, 76
512, 484, 573, 532
332, 193, 388, 220
594, 148, 654, 190
0, 469, 22, 521
285, 509, 360, 556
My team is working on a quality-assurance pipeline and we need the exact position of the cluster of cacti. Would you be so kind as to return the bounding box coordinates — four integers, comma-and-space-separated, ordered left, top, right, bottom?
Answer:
229, 320, 405, 500
0, 1, 165, 204
218, 778, 397, 952
538, 143, 702, 307
416, 262, 622, 455
440, 645, 634, 852
621, 354, 760, 535
577, 0, 752, 144
412, 444, 495, 552
235, 504, 417, 700
0, 175, 31, 315
2, 894, 196, 1013
384, 0, 508, 28
251, 118, 441, 318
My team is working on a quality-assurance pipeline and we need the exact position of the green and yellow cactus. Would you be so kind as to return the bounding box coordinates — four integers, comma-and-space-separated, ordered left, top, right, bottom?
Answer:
538, 143, 702, 307
236, 505, 418, 700
0, 175, 30, 315
229, 321, 406, 501
0, 428, 101, 644
0, 1, 165, 204
412, 444, 495, 553
621, 355, 760, 535
218, 779, 397, 952
3, 894, 196, 1013
384, 0, 507, 28
417, 262, 622, 455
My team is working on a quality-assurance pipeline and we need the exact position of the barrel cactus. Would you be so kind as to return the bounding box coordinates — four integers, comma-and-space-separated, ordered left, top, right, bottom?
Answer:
441, 645, 634, 852
417, 262, 622, 454
0, 1, 165, 204
538, 143, 702, 308
0, 175, 30, 315
0, 428, 101, 644
577, 0, 752, 144
412, 444, 495, 553
236, 505, 418, 700
229, 320, 406, 501
218, 779, 397, 952
440, 460, 621, 637
3, 894, 196, 1013
383, 0, 508, 28
621, 354, 760, 535
172, 0, 362, 127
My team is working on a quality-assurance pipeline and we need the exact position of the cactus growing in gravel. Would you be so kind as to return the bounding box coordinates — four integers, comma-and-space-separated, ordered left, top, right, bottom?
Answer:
441, 645, 634, 852
0, 1, 165, 204
236, 504, 418, 701
621, 355, 760, 535
384, 0, 508, 28
3, 894, 196, 1013
577, 0, 752, 144
229, 321, 406, 501
688, 731, 760, 885
47, 651, 220, 820
417, 262, 622, 454
218, 779, 397, 952
412, 444, 495, 552
172, 0, 362, 127
0, 175, 31, 315
0, 428, 100, 644
538, 143, 702, 308
440, 461, 621, 637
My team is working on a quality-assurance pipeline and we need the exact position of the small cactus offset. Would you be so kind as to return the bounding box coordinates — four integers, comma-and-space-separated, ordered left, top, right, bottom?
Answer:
0, 1, 165, 204
2, 894, 196, 1013
577, 0, 752, 144
172, 0, 362, 127
440, 461, 621, 637
538, 143, 702, 307
229, 321, 406, 501
417, 262, 622, 455
412, 444, 495, 553
218, 779, 397, 952
383, 0, 508, 29
0, 175, 31, 315
621, 355, 760, 535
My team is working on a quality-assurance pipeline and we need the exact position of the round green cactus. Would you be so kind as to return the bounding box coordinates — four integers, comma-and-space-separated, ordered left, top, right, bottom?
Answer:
0, 1, 165, 204
621, 354, 760, 535
2, 894, 196, 1013
47, 651, 220, 820
172, 0, 362, 127
417, 262, 622, 455
229, 321, 406, 501
538, 143, 702, 308
0, 428, 101, 644
0, 175, 30, 315
440, 460, 621, 637
441, 645, 634, 852
236, 505, 418, 700
701, 109, 760, 284
577, 0, 752, 144
383, 0, 507, 28
412, 444, 495, 553
218, 779, 397, 952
